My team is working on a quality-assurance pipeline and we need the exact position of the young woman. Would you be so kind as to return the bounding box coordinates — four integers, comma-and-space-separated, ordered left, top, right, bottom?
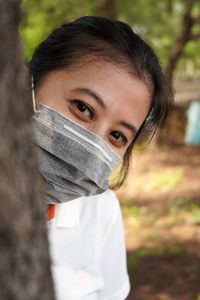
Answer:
30, 16, 172, 300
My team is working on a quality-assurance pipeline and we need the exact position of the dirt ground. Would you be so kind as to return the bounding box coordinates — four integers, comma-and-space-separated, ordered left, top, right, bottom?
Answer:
116, 107, 200, 300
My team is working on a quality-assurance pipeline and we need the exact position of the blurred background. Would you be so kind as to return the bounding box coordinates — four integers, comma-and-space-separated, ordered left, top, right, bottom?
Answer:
20, 1, 200, 299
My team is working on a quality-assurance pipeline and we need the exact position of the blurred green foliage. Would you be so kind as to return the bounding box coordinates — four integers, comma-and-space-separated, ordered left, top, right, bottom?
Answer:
20, 0, 200, 72
20, 0, 97, 59
196, 294, 200, 300
170, 196, 191, 213
170, 196, 200, 224
151, 169, 184, 190
127, 245, 186, 272
132, 168, 183, 191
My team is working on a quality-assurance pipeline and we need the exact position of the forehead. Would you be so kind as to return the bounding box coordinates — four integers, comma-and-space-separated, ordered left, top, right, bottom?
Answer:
67, 59, 151, 124
44, 58, 152, 130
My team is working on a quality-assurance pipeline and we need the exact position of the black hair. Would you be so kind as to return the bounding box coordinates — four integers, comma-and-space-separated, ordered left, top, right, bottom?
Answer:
29, 16, 173, 188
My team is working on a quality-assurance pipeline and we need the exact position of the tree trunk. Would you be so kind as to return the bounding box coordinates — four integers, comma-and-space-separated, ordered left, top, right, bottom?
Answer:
98, 0, 117, 20
0, 1, 55, 299
166, 0, 196, 81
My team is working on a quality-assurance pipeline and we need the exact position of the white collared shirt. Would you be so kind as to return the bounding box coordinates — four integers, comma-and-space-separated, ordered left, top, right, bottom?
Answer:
47, 189, 131, 300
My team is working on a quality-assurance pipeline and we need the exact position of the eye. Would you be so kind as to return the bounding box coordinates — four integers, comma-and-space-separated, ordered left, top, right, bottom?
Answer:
71, 100, 93, 120
109, 131, 128, 147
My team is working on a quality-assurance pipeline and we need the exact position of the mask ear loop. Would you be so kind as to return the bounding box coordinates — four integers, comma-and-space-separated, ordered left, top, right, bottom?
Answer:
31, 75, 37, 112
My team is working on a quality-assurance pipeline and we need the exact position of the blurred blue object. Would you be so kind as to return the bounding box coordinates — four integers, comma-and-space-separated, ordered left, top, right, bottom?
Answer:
185, 101, 200, 145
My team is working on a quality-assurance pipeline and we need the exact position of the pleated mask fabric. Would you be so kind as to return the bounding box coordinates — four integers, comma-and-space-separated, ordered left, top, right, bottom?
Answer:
31, 104, 122, 204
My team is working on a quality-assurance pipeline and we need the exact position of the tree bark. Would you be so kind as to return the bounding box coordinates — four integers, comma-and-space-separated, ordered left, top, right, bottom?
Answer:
0, 1, 55, 299
166, 0, 197, 81
98, 0, 117, 20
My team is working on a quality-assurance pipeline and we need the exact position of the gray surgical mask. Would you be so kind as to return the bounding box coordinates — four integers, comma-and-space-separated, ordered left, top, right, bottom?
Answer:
31, 78, 122, 204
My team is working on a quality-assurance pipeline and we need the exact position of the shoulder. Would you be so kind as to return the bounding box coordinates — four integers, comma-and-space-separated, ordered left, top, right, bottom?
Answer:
78, 189, 121, 225
96, 189, 120, 217
96, 190, 131, 299
92, 189, 125, 252
77, 189, 123, 248
94, 189, 122, 232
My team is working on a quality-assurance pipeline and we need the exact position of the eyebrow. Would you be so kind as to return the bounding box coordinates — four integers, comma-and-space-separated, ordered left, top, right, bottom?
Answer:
72, 87, 138, 136
72, 87, 106, 108
119, 121, 138, 137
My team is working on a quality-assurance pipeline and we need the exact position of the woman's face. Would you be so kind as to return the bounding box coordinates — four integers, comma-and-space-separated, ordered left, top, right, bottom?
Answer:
34, 58, 151, 157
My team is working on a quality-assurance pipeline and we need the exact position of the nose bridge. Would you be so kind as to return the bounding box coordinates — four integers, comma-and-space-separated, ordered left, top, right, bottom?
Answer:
92, 120, 108, 141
